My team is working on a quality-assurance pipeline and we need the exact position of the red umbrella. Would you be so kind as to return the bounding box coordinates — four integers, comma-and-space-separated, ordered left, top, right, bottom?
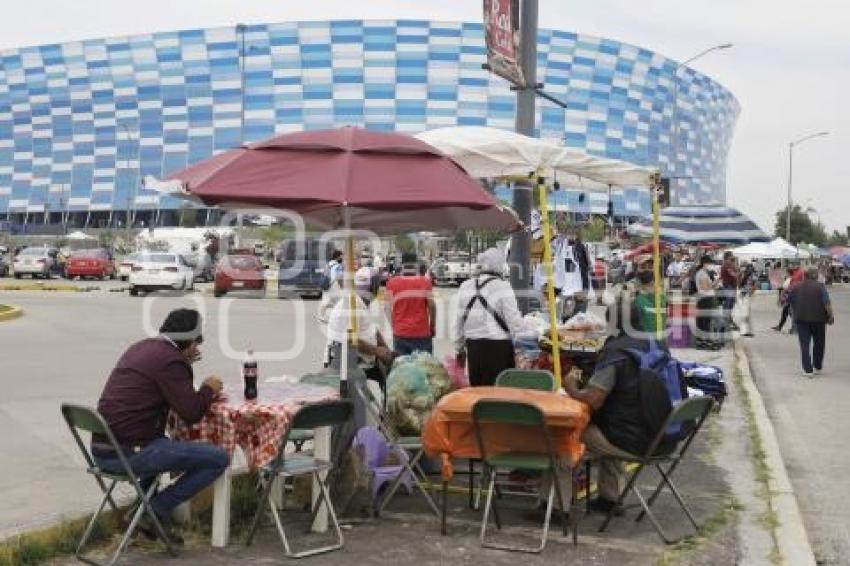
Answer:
624, 241, 673, 259
166, 126, 520, 234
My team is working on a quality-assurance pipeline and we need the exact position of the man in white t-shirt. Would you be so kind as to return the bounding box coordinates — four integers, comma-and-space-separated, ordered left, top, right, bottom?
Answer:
325, 294, 394, 388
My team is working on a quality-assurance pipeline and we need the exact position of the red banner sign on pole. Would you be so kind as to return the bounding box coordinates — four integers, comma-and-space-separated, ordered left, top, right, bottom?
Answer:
483, 0, 525, 87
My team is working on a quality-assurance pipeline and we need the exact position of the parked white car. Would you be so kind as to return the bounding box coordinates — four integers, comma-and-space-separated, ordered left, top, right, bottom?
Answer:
128, 253, 195, 296
117, 253, 141, 281
13, 247, 57, 279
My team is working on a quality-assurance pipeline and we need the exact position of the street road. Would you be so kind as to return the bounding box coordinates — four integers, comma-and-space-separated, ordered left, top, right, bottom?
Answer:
0, 286, 462, 537
746, 287, 850, 565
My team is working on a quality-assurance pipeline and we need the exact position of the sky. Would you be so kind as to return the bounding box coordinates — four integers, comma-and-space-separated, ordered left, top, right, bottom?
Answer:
1, 0, 848, 234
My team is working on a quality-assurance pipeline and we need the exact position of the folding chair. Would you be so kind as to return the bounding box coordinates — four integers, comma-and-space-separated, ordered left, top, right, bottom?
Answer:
598, 396, 715, 544
472, 399, 577, 553
245, 400, 353, 558
60, 404, 177, 566
350, 377, 440, 518
495, 369, 556, 392
470, 368, 556, 508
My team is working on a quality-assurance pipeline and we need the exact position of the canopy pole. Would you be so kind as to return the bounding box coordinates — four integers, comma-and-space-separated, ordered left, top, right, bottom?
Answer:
651, 175, 663, 341
341, 207, 357, 394
537, 174, 562, 389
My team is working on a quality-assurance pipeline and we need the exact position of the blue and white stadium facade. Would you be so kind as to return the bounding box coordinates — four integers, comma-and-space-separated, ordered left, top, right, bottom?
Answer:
0, 20, 739, 227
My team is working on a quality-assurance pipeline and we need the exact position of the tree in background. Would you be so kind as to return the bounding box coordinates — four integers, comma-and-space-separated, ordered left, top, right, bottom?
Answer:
774, 204, 827, 246
826, 230, 849, 247
581, 216, 608, 242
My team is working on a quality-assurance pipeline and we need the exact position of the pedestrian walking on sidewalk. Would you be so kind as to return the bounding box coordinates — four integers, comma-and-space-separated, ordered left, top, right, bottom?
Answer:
772, 267, 796, 333
789, 267, 834, 377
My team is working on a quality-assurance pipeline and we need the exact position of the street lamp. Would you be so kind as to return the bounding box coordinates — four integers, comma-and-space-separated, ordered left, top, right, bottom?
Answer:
785, 131, 829, 242
669, 43, 733, 205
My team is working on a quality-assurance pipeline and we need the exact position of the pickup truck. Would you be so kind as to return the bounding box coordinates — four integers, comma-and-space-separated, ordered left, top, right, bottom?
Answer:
431, 253, 477, 286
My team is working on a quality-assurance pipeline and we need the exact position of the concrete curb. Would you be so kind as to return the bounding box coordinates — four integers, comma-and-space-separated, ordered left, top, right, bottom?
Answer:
0, 283, 89, 292
734, 341, 816, 566
0, 304, 23, 321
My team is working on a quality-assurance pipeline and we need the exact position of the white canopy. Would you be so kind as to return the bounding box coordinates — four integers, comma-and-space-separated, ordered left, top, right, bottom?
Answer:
732, 237, 810, 260
416, 126, 657, 186
65, 230, 97, 241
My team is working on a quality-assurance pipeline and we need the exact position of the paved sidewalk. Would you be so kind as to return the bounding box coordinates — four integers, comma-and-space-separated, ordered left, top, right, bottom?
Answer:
57, 348, 745, 566
745, 289, 850, 564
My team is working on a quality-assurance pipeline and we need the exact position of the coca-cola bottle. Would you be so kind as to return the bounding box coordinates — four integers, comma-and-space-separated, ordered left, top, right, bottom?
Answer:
243, 349, 258, 400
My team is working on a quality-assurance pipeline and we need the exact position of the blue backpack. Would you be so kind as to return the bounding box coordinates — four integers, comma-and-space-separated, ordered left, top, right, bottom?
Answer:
621, 340, 687, 438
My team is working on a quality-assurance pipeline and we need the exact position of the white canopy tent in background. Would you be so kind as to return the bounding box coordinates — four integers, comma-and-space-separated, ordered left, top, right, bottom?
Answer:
135, 226, 234, 255
732, 237, 811, 260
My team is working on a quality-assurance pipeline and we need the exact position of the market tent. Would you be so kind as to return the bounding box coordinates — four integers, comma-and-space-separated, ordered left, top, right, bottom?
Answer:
66, 230, 97, 241
767, 237, 810, 259
627, 206, 769, 244
624, 241, 674, 259
416, 126, 656, 186
417, 125, 660, 381
730, 241, 772, 259
163, 127, 519, 235
829, 246, 850, 259
160, 126, 520, 397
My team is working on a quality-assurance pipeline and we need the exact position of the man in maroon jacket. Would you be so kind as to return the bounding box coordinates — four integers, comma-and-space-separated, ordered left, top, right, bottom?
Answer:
92, 309, 228, 540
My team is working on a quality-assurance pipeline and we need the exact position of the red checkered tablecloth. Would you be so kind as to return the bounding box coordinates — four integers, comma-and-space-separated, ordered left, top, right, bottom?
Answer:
167, 379, 339, 469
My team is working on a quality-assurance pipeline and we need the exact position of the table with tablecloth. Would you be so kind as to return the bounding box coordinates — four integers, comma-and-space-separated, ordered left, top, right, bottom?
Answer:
167, 379, 338, 547
422, 386, 591, 481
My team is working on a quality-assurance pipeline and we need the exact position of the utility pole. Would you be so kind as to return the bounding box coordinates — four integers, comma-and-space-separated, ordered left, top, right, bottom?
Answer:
785, 131, 829, 242
509, 0, 538, 314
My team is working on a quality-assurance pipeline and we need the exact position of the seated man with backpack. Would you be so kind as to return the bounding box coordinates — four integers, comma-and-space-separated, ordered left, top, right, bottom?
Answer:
554, 298, 687, 515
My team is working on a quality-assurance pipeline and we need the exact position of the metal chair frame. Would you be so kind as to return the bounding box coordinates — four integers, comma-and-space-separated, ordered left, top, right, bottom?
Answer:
60, 403, 177, 566
351, 377, 440, 518
472, 399, 577, 553
597, 396, 715, 544
245, 400, 352, 559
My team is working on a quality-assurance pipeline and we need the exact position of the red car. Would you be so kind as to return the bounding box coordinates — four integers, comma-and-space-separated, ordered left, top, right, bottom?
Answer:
214, 254, 266, 297
65, 249, 116, 280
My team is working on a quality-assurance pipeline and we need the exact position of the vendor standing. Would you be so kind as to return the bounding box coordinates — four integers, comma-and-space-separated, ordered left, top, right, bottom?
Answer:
454, 248, 525, 386
630, 254, 667, 337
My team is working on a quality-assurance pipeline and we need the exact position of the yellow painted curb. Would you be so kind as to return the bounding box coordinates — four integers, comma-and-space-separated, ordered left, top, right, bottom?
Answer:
0, 283, 82, 292
0, 305, 23, 321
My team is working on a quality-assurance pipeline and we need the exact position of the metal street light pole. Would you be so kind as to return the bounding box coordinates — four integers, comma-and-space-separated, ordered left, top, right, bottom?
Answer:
669, 43, 733, 205
785, 131, 829, 242
509, 0, 538, 314
235, 23, 247, 246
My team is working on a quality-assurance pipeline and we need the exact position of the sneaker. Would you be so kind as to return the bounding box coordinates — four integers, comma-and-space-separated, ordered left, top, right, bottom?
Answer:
588, 497, 625, 517
801, 370, 814, 378
814, 368, 822, 375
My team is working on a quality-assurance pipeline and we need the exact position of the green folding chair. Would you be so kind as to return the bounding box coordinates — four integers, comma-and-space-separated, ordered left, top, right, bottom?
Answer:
60, 404, 178, 566
350, 377, 440, 518
245, 400, 353, 558
472, 399, 577, 553
472, 369, 556, 509
598, 396, 715, 544
495, 369, 557, 392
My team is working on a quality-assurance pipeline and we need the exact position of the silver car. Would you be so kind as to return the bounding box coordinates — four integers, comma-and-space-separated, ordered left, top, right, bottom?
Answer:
13, 247, 56, 279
